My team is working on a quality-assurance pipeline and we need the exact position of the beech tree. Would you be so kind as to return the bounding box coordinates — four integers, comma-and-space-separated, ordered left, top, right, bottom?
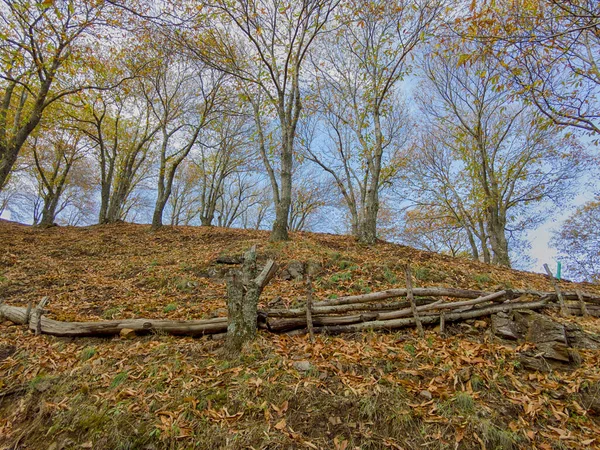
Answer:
75, 83, 160, 224
305, 0, 444, 244
167, 160, 201, 226
193, 110, 253, 227
552, 198, 600, 282
465, 0, 600, 138
29, 123, 91, 227
404, 42, 581, 266
178, 0, 339, 241
141, 47, 224, 230
0, 0, 114, 191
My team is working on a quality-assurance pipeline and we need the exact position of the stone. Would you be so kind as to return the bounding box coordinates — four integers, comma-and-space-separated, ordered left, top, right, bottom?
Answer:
306, 260, 323, 277
280, 269, 293, 281
216, 255, 242, 265
523, 314, 567, 344
120, 328, 136, 339
490, 311, 594, 372
287, 260, 305, 281
293, 360, 312, 372
419, 390, 433, 400
491, 314, 520, 340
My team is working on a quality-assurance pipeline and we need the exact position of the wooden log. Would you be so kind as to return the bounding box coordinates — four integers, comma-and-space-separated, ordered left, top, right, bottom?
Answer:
0, 303, 229, 337
546, 303, 600, 317
405, 265, 423, 337
543, 264, 569, 317
293, 299, 549, 336
375, 300, 443, 320
576, 290, 589, 317
376, 291, 506, 321
306, 274, 315, 343
263, 298, 437, 318
267, 313, 379, 333
32, 297, 49, 335
439, 312, 446, 335
313, 287, 490, 307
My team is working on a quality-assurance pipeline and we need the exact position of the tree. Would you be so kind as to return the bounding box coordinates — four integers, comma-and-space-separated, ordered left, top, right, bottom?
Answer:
552, 199, 600, 282
194, 110, 253, 227
465, 0, 600, 138
178, 0, 339, 241
141, 45, 224, 230
0, 0, 113, 191
216, 172, 267, 228
28, 120, 90, 226
167, 160, 202, 226
75, 82, 160, 224
404, 41, 581, 266
288, 170, 330, 232
305, 0, 444, 243
397, 207, 471, 257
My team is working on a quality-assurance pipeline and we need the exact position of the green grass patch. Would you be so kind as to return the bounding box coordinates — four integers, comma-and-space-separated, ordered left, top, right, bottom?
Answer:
80, 346, 97, 361
111, 371, 129, 389
163, 303, 177, 313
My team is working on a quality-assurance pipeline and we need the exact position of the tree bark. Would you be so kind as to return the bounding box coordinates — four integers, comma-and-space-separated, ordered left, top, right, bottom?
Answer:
0, 302, 228, 337
225, 246, 277, 355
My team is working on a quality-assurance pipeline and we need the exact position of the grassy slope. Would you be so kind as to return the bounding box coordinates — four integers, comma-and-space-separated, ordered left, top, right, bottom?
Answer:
0, 220, 599, 449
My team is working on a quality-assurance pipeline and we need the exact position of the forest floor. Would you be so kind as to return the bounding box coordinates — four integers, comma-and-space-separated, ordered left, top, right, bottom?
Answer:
1, 219, 599, 449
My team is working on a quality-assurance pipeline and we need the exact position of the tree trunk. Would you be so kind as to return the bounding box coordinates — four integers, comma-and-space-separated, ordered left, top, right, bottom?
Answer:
39, 195, 60, 227
0, 144, 19, 192
151, 196, 167, 230
271, 137, 293, 241
225, 247, 277, 355
358, 206, 378, 244
487, 212, 510, 267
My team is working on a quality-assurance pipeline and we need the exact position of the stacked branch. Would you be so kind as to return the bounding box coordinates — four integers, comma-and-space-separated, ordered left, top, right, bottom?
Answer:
1, 287, 599, 339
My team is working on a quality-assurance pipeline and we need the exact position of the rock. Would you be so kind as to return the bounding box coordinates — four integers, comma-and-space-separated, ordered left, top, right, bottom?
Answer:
565, 323, 600, 349
523, 313, 567, 344
216, 255, 242, 265
490, 311, 595, 372
419, 390, 433, 400
293, 361, 312, 372
536, 342, 571, 363
280, 269, 293, 281
120, 328, 136, 339
306, 261, 323, 277
491, 313, 520, 340
518, 354, 551, 373
287, 260, 305, 281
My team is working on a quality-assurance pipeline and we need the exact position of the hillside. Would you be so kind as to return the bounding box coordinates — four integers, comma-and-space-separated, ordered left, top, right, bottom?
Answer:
1, 220, 599, 449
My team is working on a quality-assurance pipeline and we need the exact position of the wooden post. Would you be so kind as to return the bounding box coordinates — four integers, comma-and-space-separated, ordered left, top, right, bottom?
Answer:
305, 273, 315, 343
439, 312, 446, 336
225, 246, 277, 356
405, 265, 424, 338
31, 297, 49, 335
543, 264, 569, 317
576, 290, 589, 317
